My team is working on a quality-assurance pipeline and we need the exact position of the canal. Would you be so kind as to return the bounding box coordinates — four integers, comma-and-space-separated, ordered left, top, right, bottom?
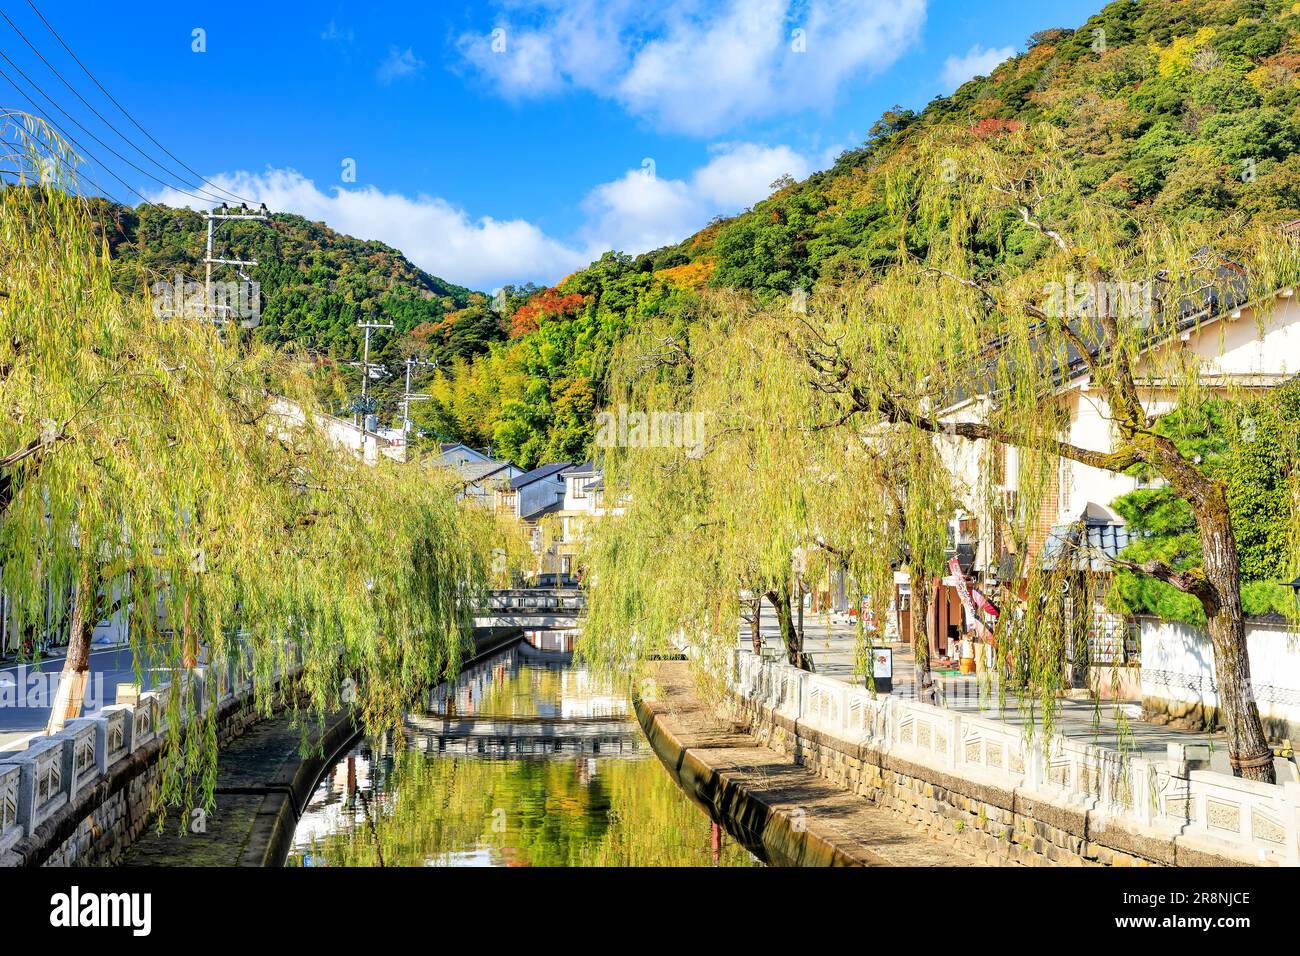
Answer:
287, 636, 760, 867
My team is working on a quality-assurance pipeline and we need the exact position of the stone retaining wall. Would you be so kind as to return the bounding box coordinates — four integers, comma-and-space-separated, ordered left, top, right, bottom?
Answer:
730, 650, 1298, 867
0, 657, 301, 867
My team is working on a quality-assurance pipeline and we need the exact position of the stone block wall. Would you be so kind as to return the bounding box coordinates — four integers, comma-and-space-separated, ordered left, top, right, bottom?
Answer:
729, 687, 1271, 868
0, 663, 298, 868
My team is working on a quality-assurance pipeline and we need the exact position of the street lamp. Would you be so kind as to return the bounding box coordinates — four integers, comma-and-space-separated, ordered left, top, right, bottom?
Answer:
1289, 576, 1300, 613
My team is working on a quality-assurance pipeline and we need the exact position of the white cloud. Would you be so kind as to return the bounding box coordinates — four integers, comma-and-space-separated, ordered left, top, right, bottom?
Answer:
377, 46, 425, 85
146, 143, 813, 289
691, 142, 811, 208
940, 44, 1015, 93
457, 0, 927, 136
149, 170, 584, 290
321, 20, 353, 44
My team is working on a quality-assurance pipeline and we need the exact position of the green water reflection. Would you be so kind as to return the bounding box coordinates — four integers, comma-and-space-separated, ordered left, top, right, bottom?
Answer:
287, 642, 758, 867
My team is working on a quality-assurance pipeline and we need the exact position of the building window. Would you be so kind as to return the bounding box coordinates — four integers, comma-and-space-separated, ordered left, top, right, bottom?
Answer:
1058, 455, 1071, 514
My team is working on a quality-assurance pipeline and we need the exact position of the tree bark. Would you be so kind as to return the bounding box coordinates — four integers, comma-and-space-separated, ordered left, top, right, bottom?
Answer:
46, 561, 96, 734
1196, 506, 1275, 783
749, 596, 762, 655
765, 585, 807, 670
912, 574, 938, 707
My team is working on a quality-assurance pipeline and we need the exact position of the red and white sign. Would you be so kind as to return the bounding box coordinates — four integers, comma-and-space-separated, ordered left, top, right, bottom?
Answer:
947, 557, 996, 641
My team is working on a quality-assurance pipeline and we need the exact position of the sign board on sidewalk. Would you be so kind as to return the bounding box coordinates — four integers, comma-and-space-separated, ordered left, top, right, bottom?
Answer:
870, 647, 892, 692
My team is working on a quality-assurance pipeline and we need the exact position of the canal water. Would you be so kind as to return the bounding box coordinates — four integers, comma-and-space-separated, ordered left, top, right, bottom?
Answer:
287, 638, 759, 867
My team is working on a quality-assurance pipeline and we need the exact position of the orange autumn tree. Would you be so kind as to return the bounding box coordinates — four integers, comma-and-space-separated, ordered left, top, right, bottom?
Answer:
509, 288, 586, 338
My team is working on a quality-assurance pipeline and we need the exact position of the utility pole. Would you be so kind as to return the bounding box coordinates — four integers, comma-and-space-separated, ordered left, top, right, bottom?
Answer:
354, 320, 394, 427
202, 202, 268, 326
401, 356, 437, 436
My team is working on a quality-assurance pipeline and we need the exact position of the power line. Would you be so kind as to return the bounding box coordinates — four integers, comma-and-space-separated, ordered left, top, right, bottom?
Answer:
0, 61, 150, 207
0, 8, 231, 207
21, 0, 252, 206
0, 45, 217, 206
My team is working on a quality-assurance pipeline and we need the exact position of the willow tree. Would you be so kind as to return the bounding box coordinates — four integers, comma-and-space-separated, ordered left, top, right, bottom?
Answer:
0, 115, 510, 815
780, 125, 1299, 783
577, 292, 824, 676
577, 289, 964, 693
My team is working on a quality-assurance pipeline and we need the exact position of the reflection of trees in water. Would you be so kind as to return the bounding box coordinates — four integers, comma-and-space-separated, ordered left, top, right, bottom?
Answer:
291, 747, 757, 867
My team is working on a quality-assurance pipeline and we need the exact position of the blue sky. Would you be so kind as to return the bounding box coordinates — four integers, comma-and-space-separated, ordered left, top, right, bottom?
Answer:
0, 0, 1104, 290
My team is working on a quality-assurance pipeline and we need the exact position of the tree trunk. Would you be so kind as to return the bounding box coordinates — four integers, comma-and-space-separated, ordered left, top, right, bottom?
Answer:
1197, 508, 1275, 783
765, 585, 807, 670
796, 576, 805, 647
47, 561, 95, 734
181, 590, 198, 669
912, 575, 938, 707
1066, 577, 1090, 691
749, 596, 762, 655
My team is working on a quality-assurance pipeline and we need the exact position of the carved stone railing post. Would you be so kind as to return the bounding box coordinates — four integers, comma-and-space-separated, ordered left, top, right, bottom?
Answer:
58, 721, 99, 801
1, 736, 67, 835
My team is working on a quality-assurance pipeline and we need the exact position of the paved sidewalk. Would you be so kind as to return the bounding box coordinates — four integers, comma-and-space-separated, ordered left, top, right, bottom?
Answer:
744, 611, 1296, 780
640, 660, 986, 866
0, 642, 164, 751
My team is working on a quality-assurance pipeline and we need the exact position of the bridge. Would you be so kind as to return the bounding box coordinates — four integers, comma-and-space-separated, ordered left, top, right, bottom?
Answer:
400, 635, 640, 758
472, 587, 586, 630
401, 713, 643, 758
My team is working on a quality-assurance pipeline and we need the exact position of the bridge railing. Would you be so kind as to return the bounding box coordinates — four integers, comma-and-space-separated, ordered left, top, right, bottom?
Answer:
0, 646, 304, 862
473, 589, 586, 614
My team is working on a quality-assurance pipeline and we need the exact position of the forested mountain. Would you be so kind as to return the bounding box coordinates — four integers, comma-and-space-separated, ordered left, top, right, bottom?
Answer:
98, 0, 1300, 457
415, 0, 1300, 467
89, 201, 485, 410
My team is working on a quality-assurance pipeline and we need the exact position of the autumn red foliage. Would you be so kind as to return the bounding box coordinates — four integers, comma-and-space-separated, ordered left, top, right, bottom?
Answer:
970, 118, 1024, 139
509, 288, 586, 338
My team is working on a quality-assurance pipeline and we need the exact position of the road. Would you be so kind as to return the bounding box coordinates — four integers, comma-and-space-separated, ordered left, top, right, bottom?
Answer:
0, 644, 161, 751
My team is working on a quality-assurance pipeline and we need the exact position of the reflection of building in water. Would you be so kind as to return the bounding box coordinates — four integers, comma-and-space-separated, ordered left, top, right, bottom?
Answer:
523, 628, 578, 653
558, 669, 626, 719
426, 640, 627, 719
292, 752, 375, 860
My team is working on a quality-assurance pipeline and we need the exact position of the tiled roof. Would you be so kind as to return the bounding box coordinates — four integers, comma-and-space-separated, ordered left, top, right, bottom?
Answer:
453, 459, 513, 485
945, 254, 1252, 410
509, 461, 571, 490
1041, 506, 1135, 572
520, 498, 564, 522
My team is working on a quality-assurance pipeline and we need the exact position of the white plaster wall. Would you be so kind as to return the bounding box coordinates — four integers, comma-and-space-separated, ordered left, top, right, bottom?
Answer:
1141, 616, 1300, 732
1059, 294, 1300, 520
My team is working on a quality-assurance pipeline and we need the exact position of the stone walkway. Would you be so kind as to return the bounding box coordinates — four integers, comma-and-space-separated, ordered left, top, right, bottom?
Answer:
750, 611, 1297, 780
639, 660, 986, 866
123, 707, 356, 866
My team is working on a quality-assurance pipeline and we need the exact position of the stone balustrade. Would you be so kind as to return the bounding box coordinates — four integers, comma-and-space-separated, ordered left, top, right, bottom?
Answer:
733, 649, 1300, 866
0, 650, 305, 866
479, 589, 586, 612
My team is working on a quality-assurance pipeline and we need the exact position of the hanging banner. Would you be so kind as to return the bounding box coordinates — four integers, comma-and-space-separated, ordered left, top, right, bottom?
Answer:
948, 556, 995, 641
970, 586, 1000, 620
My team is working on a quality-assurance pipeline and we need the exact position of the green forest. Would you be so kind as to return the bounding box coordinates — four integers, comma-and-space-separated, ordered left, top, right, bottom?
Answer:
109, 0, 1300, 456
106, 0, 1300, 610
415, 0, 1300, 467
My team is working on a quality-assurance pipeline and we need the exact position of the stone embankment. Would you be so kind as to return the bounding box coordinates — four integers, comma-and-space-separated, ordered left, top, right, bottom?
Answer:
635, 660, 985, 866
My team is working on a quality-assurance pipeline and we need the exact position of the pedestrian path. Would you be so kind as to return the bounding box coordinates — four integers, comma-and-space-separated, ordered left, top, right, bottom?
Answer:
746, 611, 1297, 781
639, 660, 987, 866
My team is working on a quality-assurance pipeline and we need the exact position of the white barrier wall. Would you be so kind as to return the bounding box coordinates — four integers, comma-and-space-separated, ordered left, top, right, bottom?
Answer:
1140, 615, 1300, 741
0, 649, 304, 866
732, 649, 1300, 865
